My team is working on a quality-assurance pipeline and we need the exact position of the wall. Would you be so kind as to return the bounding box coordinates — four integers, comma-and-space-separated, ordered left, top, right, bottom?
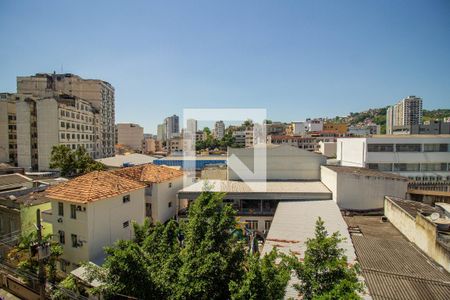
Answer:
238, 216, 274, 234
20, 202, 53, 236
336, 138, 366, 167
36, 99, 59, 170
16, 101, 32, 169
385, 198, 450, 272
88, 188, 145, 265
319, 142, 337, 158
153, 176, 184, 223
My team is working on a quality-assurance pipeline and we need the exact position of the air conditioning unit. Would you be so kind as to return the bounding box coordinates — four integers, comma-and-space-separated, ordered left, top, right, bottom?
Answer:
57, 217, 63, 223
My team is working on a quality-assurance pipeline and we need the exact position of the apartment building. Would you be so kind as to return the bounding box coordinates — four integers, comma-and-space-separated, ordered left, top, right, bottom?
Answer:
232, 130, 246, 147
386, 96, 423, 134
116, 123, 144, 152
111, 164, 184, 223
186, 119, 197, 134
1, 93, 100, 170
266, 122, 286, 135
164, 115, 179, 140
44, 171, 146, 272
269, 135, 335, 152
17, 73, 115, 157
336, 135, 450, 181
214, 120, 225, 139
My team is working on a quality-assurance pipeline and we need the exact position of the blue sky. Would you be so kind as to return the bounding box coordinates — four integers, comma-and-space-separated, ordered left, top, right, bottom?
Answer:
1, 0, 449, 134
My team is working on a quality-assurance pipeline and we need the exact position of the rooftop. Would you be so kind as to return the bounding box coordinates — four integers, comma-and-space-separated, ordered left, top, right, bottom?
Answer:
0, 173, 32, 189
178, 180, 331, 200
96, 153, 157, 167
345, 215, 450, 300
323, 165, 408, 181
157, 155, 227, 161
46, 171, 145, 203
389, 197, 441, 217
111, 163, 184, 184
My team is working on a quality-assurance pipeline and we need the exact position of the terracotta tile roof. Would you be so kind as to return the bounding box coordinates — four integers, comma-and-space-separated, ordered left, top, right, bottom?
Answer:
110, 163, 183, 184
46, 171, 145, 203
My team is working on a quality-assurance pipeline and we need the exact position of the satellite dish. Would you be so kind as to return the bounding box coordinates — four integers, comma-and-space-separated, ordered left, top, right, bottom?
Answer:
430, 213, 440, 221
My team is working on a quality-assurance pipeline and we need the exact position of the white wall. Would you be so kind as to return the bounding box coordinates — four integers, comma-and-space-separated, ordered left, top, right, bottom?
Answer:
321, 166, 408, 210
152, 176, 184, 223
37, 99, 59, 170
336, 138, 366, 167
16, 101, 32, 169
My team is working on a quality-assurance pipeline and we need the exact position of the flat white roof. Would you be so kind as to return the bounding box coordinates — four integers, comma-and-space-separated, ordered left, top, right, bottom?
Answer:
96, 154, 157, 167
178, 180, 331, 200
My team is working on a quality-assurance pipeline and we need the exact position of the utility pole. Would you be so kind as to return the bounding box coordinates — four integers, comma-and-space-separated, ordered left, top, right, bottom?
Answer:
36, 208, 46, 300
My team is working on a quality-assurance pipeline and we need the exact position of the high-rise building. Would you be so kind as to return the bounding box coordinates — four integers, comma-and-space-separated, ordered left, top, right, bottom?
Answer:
164, 115, 179, 140
386, 96, 423, 134
116, 123, 144, 152
0, 93, 100, 170
214, 120, 225, 139
157, 124, 166, 142
186, 119, 197, 134
16, 73, 115, 157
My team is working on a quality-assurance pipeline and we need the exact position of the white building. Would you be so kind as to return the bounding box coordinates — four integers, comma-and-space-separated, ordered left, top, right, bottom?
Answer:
321, 165, 408, 210
318, 141, 337, 158
186, 119, 197, 134
336, 135, 450, 181
305, 118, 323, 132
164, 115, 179, 140
44, 171, 146, 272
111, 164, 184, 223
214, 120, 225, 140
291, 121, 307, 135
116, 123, 144, 152
386, 96, 423, 134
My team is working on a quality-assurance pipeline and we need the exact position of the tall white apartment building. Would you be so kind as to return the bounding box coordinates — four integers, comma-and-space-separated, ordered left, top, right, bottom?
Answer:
116, 123, 144, 152
186, 119, 197, 134
214, 120, 225, 139
44, 171, 145, 272
1, 93, 100, 170
164, 115, 179, 140
16, 73, 115, 157
386, 96, 423, 134
336, 135, 450, 181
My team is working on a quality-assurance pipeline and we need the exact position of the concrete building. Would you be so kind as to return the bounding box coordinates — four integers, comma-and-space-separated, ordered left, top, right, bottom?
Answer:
0, 93, 17, 165
386, 95, 423, 134
143, 137, 160, 154
269, 135, 335, 152
291, 121, 307, 136
385, 197, 450, 272
321, 166, 408, 210
393, 120, 450, 135
186, 119, 197, 134
305, 118, 324, 132
232, 130, 246, 147
348, 124, 380, 136
44, 171, 146, 271
227, 144, 326, 181
96, 153, 157, 169
164, 115, 179, 140
116, 123, 144, 152
318, 141, 337, 158
266, 122, 286, 135
1, 93, 101, 171
336, 135, 450, 181
214, 120, 225, 140
157, 123, 166, 142
17, 73, 115, 157
111, 164, 184, 223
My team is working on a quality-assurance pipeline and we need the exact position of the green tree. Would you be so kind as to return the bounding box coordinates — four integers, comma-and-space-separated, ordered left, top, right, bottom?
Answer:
50, 145, 105, 176
290, 217, 363, 300
229, 249, 291, 300
51, 274, 87, 300
176, 190, 245, 300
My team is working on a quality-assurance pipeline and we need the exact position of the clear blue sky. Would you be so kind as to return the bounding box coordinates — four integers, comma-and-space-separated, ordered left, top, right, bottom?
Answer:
1, 0, 449, 134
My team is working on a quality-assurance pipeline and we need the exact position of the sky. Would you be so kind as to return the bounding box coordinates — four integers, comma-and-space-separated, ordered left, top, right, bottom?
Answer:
1, 0, 449, 134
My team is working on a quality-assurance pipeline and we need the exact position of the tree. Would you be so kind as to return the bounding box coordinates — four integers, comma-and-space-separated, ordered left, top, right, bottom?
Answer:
290, 218, 363, 300
50, 145, 105, 177
229, 249, 291, 300
51, 274, 87, 300
175, 190, 245, 300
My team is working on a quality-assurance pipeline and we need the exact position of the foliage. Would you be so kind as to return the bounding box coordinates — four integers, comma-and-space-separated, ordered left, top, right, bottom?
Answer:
229, 249, 291, 300
50, 145, 105, 176
51, 274, 86, 300
423, 109, 450, 122
84, 191, 290, 300
290, 217, 363, 300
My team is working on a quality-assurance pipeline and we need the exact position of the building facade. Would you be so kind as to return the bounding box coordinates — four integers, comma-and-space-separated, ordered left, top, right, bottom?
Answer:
164, 115, 179, 140
336, 135, 450, 181
387, 96, 423, 134
116, 123, 144, 152
214, 120, 225, 140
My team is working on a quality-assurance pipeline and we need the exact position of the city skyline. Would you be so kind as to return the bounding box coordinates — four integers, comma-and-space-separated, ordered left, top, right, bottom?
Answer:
1, 0, 449, 134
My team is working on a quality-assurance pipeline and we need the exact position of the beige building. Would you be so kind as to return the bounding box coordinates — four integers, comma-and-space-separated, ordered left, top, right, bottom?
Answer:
111, 164, 184, 223
1, 93, 100, 170
386, 96, 423, 134
143, 137, 158, 154
116, 123, 144, 152
44, 171, 146, 272
17, 73, 115, 157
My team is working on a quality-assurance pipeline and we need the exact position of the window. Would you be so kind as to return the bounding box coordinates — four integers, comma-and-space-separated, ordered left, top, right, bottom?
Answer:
123, 221, 129, 228
421, 163, 447, 172
58, 202, 64, 216
393, 163, 420, 172
424, 144, 448, 152
59, 231, 65, 244
395, 144, 421, 152
71, 234, 78, 247
367, 163, 392, 172
245, 220, 258, 231
60, 133, 65, 139
168, 201, 172, 208
367, 144, 394, 152
70, 204, 76, 219
60, 121, 65, 127
123, 195, 130, 203
168, 182, 172, 188
264, 220, 272, 231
